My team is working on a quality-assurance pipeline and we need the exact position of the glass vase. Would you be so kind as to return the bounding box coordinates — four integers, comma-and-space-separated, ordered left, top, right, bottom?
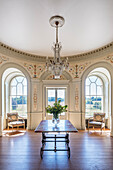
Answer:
52, 114, 60, 128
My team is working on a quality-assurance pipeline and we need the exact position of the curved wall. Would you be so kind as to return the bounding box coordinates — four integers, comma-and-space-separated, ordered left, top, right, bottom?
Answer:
0, 42, 113, 136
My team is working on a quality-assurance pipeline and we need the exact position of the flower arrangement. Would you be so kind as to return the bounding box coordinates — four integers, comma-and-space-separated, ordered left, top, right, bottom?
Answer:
46, 100, 68, 119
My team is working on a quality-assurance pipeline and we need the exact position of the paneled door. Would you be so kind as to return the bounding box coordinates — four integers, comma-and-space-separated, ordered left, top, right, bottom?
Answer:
46, 88, 66, 120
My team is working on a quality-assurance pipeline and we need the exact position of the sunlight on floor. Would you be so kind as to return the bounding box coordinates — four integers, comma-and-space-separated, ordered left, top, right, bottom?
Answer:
3, 130, 26, 137
86, 129, 111, 137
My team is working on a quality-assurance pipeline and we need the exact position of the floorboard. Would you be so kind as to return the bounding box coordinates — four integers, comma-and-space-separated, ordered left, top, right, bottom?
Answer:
0, 129, 113, 170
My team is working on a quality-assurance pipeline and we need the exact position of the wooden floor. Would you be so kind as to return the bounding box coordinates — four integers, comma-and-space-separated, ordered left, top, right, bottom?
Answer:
0, 129, 113, 170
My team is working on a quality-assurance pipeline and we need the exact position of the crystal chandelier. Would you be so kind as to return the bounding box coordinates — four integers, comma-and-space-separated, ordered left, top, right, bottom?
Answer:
46, 15, 69, 79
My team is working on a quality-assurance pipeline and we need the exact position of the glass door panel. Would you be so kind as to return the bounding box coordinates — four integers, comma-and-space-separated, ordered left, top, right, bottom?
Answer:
57, 89, 65, 106
46, 89, 55, 119
48, 89, 55, 106
57, 89, 65, 116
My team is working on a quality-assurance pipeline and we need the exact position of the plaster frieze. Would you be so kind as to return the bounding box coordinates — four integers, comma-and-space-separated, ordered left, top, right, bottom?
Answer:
69, 62, 92, 79
22, 60, 92, 80
45, 74, 66, 80
1, 51, 113, 81
23, 63, 45, 78
104, 54, 113, 63
0, 55, 9, 64
0, 41, 113, 62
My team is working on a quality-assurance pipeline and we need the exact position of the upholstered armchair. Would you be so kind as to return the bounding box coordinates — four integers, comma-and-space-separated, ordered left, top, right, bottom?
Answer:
7, 113, 25, 130
88, 113, 105, 132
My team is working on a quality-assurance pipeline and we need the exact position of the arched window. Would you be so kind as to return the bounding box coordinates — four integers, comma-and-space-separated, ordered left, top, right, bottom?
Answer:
10, 76, 27, 117
85, 75, 103, 117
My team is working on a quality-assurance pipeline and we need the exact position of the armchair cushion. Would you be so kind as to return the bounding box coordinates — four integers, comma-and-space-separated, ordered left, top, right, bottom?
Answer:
89, 121, 103, 125
8, 121, 25, 125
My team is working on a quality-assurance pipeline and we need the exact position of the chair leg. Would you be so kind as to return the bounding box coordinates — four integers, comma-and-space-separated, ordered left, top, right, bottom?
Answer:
88, 123, 89, 132
101, 125, 103, 134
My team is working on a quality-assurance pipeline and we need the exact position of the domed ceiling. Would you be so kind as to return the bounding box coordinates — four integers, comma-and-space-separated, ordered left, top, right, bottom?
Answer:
0, 0, 113, 57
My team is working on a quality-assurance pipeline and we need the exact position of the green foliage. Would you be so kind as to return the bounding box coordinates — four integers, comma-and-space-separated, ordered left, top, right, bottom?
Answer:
46, 100, 68, 119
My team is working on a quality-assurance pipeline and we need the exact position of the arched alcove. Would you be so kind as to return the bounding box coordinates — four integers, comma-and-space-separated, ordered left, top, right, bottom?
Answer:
81, 62, 113, 136
0, 63, 31, 134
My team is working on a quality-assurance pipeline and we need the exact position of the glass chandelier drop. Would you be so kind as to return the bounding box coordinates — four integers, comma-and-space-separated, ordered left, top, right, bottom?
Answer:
46, 15, 69, 79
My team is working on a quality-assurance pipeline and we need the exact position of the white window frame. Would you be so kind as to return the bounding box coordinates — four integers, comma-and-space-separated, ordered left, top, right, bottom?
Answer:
9, 76, 27, 117
85, 75, 104, 117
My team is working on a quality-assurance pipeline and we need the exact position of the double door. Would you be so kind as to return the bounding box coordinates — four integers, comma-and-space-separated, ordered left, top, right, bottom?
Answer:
46, 88, 67, 120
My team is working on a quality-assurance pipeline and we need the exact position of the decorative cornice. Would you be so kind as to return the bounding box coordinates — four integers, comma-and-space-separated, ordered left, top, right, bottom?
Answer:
0, 41, 113, 62
0, 42, 46, 62
68, 42, 113, 61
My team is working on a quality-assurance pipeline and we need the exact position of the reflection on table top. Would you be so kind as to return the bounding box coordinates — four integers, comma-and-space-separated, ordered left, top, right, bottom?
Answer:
35, 120, 78, 133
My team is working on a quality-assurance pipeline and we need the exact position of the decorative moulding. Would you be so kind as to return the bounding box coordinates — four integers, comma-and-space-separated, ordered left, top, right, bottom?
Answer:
68, 42, 113, 61
45, 74, 66, 80
0, 41, 113, 62
0, 55, 9, 64
1, 53, 113, 80
75, 86, 79, 111
0, 42, 46, 62
33, 86, 37, 111
23, 63, 45, 78
104, 55, 113, 63
42, 80, 70, 85
69, 61, 92, 79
